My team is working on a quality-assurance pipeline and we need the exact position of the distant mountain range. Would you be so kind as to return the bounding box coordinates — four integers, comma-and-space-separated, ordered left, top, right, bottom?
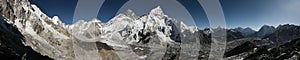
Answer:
0, 0, 300, 60
228, 24, 300, 43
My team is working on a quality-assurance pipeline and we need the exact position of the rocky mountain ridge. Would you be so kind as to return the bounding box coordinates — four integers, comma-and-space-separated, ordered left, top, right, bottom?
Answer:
0, 0, 203, 59
0, 0, 299, 60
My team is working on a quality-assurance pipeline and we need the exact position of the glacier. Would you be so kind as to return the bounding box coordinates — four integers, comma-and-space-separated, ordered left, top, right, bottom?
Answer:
1, 0, 300, 60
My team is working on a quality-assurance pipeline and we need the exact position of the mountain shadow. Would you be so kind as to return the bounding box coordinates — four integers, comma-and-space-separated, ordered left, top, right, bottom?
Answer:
0, 14, 53, 60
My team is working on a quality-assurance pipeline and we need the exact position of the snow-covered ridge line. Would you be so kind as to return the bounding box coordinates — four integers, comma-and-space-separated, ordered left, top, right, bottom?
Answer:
0, 0, 200, 59
1, 0, 73, 59
2, 0, 300, 60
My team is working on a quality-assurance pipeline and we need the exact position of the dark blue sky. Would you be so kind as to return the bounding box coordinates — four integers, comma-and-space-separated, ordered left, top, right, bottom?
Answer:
29, 0, 300, 30
29, 0, 78, 24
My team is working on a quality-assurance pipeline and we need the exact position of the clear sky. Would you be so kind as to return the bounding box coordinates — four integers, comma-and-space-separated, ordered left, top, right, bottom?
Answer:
29, 0, 300, 30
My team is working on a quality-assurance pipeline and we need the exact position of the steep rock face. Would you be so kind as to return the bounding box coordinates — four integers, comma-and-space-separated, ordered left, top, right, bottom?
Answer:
265, 24, 300, 44
2, 0, 299, 60
0, 0, 73, 60
226, 29, 245, 41
233, 27, 256, 37
205, 28, 245, 41
255, 25, 276, 38
0, 0, 208, 60
0, 14, 52, 60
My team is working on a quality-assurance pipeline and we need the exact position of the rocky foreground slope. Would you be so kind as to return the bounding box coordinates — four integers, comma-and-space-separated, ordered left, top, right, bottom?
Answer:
0, 0, 209, 60
0, 0, 300, 60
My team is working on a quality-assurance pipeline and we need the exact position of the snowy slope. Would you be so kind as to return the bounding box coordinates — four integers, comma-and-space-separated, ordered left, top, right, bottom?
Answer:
0, 0, 73, 59
5, 0, 299, 60
0, 0, 203, 59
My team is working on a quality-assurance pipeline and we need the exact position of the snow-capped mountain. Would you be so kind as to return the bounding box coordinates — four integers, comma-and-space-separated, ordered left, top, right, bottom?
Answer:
0, 0, 204, 60
1, 0, 300, 60
1, 0, 73, 59
51, 16, 63, 25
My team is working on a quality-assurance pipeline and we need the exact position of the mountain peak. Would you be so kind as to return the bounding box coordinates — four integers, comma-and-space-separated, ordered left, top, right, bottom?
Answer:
124, 9, 138, 19
233, 27, 256, 37
244, 27, 255, 31
261, 25, 275, 30
52, 16, 60, 20
51, 16, 62, 25
256, 25, 276, 38
149, 6, 164, 15
125, 9, 134, 15
245, 27, 252, 29
278, 24, 296, 28
259, 25, 275, 31
261, 25, 274, 28
91, 18, 101, 23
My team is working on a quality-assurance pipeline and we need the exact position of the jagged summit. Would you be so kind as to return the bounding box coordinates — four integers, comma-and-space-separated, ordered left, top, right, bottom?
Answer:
261, 25, 275, 28
256, 25, 276, 38
62, 5, 200, 59
123, 9, 139, 19
277, 24, 299, 29
31, 4, 44, 15
266, 24, 300, 44
233, 27, 256, 37
90, 18, 102, 23
125, 9, 134, 14
244, 27, 253, 30
149, 6, 164, 16
51, 16, 62, 25
1, 0, 300, 60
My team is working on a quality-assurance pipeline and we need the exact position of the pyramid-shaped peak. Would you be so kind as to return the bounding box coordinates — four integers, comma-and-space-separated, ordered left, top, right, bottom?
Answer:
52, 16, 60, 20
262, 25, 271, 27
258, 25, 276, 32
244, 27, 254, 30
245, 27, 252, 29
124, 9, 138, 19
262, 25, 276, 28
51, 16, 62, 25
90, 18, 101, 22
149, 6, 164, 15
125, 9, 134, 14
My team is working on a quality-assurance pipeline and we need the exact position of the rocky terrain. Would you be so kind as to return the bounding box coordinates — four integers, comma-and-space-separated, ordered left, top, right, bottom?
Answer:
0, 0, 299, 60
